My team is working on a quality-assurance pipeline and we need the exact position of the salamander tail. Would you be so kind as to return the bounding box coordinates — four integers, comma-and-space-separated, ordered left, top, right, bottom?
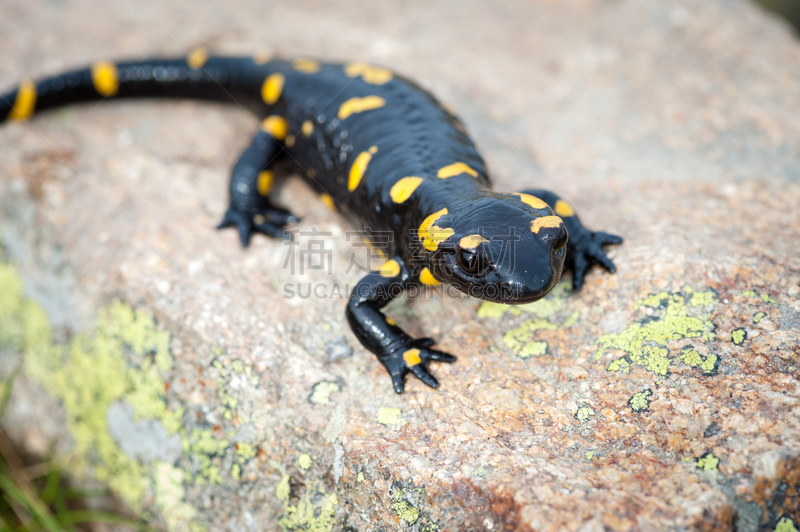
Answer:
0, 53, 269, 124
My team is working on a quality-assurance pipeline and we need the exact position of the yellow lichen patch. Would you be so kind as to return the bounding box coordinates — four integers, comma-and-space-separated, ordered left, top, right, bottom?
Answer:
390, 176, 424, 203
595, 290, 718, 376
513, 193, 548, 210
301, 120, 314, 137
389, 483, 424, 525
187, 47, 208, 69
337, 95, 386, 120
261, 115, 288, 140
629, 389, 653, 412
378, 259, 400, 278
9, 80, 36, 120
437, 162, 478, 179
309, 381, 341, 405
403, 348, 422, 366
91, 61, 119, 97
530, 216, 563, 234
459, 234, 488, 250
607, 357, 631, 373
276, 473, 338, 532
419, 267, 440, 286
678, 346, 718, 374
775, 517, 799, 532
554, 199, 575, 217
154, 462, 197, 530
297, 454, 312, 471
0, 260, 220, 529
348, 146, 378, 191
292, 58, 320, 74
575, 406, 596, 421
418, 208, 454, 251
503, 319, 558, 358
262, 73, 285, 105
696, 452, 719, 471
376, 407, 405, 426
344, 62, 393, 85
731, 328, 747, 346
253, 51, 272, 64
752, 311, 766, 324
257, 170, 273, 196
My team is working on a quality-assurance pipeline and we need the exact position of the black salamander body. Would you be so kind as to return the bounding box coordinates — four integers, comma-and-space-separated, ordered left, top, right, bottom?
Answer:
1, 52, 622, 393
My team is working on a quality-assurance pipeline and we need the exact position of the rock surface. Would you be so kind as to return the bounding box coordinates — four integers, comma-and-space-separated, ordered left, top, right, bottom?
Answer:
1, 0, 799, 530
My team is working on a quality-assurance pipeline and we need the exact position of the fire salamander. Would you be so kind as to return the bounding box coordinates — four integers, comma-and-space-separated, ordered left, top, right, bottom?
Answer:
1, 52, 622, 393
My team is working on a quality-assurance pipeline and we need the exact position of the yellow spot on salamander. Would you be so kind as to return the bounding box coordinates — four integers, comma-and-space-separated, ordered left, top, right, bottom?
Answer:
530, 216, 563, 233
513, 193, 549, 210
253, 51, 272, 64
419, 267, 440, 286
9, 80, 36, 121
389, 176, 424, 203
403, 348, 421, 367
437, 162, 478, 179
554, 199, 575, 217
418, 208, 454, 251
257, 171, 273, 197
292, 58, 320, 74
91, 61, 119, 97
261, 73, 284, 105
338, 95, 386, 120
386, 317, 396, 326
344, 62, 393, 85
285, 134, 296, 147
347, 146, 378, 192
301, 120, 314, 137
187, 47, 208, 69
378, 259, 400, 278
261, 115, 288, 140
459, 234, 488, 249
319, 193, 335, 211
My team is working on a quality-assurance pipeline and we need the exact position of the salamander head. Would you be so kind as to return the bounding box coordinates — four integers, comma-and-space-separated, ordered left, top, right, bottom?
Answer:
425, 193, 567, 304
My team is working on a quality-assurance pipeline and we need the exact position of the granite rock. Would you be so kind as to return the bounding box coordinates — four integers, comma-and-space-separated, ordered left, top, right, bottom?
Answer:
1, 0, 799, 530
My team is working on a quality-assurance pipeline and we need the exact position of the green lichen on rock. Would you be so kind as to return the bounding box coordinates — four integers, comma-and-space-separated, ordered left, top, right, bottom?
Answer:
276, 470, 338, 532
607, 357, 631, 373
297, 453, 312, 471
775, 517, 799, 532
575, 406, 596, 421
678, 346, 718, 375
753, 312, 766, 324
503, 319, 558, 358
308, 381, 341, 405
596, 290, 717, 376
629, 389, 653, 412
696, 452, 719, 471
186, 428, 228, 485
478, 281, 570, 319
0, 259, 217, 530
732, 328, 748, 346
154, 461, 197, 530
389, 482, 425, 525
376, 407, 405, 427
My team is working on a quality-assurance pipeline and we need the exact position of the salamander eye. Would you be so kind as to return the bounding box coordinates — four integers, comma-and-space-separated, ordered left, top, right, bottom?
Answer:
457, 250, 491, 276
554, 225, 568, 252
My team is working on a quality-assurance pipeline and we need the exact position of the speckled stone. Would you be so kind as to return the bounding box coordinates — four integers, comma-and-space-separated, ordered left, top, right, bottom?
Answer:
1, 0, 799, 530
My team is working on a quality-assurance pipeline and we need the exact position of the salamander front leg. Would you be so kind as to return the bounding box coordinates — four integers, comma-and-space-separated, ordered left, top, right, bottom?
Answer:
218, 128, 298, 245
521, 189, 623, 290
346, 258, 456, 393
